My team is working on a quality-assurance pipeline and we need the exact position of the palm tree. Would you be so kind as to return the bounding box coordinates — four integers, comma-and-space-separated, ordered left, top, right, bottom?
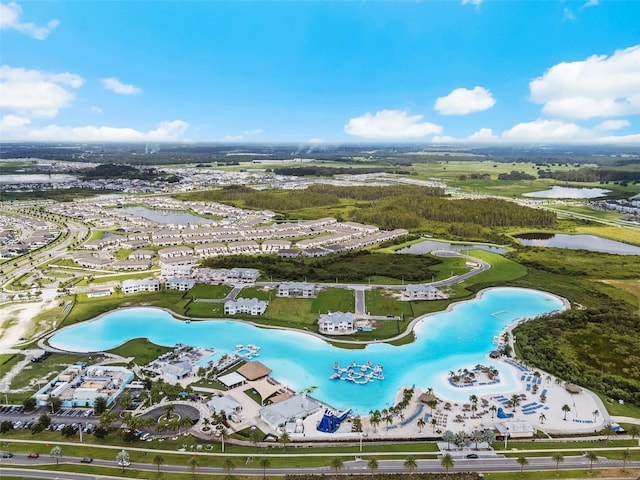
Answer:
551, 452, 564, 475
416, 417, 425, 433
218, 426, 228, 453
153, 454, 164, 473
602, 423, 615, 441
426, 399, 438, 415
510, 394, 521, 413
384, 412, 393, 430
431, 417, 437, 433
442, 430, 455, 450
116, 449, 130, 473
50, 445, 63, 465
279, 431, 290, 450
592, 409, 600, 422
188, 456, 199, 479
490, 405, 497, 419
164, 402, 175, 419
250, 426, 261, 449
561, 404, 571, 420
367, 457, 379, 477
259, 457, 271, 479
329, 456, 344, 474
628, 425, 639, 440
370, 411, 381, 433
538, 412, 546, 424
440, 453, 454, 474
585, 451, 599, 471
222, 457, 236, 475
470, 429, 484, 450
621, 448, 631, 472
516, 455, 529, 475
404, 455, 417, 474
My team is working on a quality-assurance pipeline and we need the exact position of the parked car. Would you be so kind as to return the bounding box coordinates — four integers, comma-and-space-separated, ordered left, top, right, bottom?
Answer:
466, 453, 479, 459
117, 459, 131, 467
28, 452, 40, 458
1, 452, 13, 458
80, 457, 93, 463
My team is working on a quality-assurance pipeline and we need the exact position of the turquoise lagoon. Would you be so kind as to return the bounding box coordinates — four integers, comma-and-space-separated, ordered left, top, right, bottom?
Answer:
49, 287, 565, 414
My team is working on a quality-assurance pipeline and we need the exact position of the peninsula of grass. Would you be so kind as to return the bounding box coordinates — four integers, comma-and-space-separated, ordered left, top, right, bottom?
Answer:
107, 339, 173, 365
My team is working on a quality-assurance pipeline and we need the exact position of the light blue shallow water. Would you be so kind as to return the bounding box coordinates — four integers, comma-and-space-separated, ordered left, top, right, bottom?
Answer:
49, 287, 565, 414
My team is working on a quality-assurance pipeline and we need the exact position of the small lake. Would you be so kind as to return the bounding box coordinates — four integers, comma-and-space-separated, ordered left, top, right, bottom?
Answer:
118, 206, 213, 225
0, 174, 78, 184
522, 186, 611, 199
397, 240, 506, 255
48, 287, 565, 412
515, 233, 640, 255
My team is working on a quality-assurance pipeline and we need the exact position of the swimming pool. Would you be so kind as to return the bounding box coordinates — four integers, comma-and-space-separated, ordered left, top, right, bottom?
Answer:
48, 287, 565, 413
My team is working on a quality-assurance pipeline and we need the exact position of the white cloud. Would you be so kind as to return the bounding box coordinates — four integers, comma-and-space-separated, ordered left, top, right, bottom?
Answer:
101, 77, 142, 95
502, 119, 584, 143
432, 127, 498, 144
434, 86, 496, 115
0, 114, 30, 129
530, 45, 640, 119
344, 109, 442, 139
0, 65, 84, 118
596, 120, 630, 131
0, 2, 59, 39
562, 7, 576, 21
221, 128, 262, 141
1, 119, 189, 142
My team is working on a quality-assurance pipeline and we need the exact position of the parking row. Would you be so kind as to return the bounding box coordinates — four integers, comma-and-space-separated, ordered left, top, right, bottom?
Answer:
55, 408, 93, 418
0, 405, 24, 414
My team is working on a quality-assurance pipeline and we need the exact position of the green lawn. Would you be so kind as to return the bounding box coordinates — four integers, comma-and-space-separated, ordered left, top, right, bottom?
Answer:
187, 283, 233, 300
312, 287, 355, 313
108, 339, 173, 365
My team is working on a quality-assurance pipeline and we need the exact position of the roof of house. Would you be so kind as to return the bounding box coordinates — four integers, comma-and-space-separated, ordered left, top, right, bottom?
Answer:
208, 394, 242, 413
237, 361, 272, 381
218, 372, 246, 388
258, 394, 322, 427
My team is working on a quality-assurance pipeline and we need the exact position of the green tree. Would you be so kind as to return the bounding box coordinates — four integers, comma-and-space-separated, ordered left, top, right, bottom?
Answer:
510, 394, 521, 413
153, 454, 164, 473
38, 413, 51, 429
442, 430, 455, 450
585, 451, 599, 471
561, 404, 571, 420
218, 426, 228, 453
539, 412, 546, 424
48, 396, 62, 414
188, 456, 199, 479
118, 392, 133, 410
551, 452, 564, 475
259, 457, 271, 480
50, 445, 63, 465
440, 453, 454, 474
222, 457, 235, 475
116, 449, 130, 473
22, 397, 36, 411
517, 455, 529, 474
279, 431, 290, 450
417, 417, 425, 433
404, 455, 418, 474
621, 448, 631, 472
330, 456, 344, 473
628, 425, 639, 440
93, 396, 108, 415
367, 457, 379, 477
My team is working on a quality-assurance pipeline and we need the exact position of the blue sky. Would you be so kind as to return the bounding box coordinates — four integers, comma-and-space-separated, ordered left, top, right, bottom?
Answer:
1, 0, 639, 144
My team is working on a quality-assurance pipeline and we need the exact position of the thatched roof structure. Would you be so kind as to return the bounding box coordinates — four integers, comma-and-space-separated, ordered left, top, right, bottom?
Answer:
237, 360, 272, 381
565, 383, 582, 394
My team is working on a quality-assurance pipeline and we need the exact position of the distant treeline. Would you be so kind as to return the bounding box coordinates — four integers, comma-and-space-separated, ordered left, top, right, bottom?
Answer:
273, 166, 410, 176
81, 163, 181, 182
177, 184, 446, 212
179, 184, 555, 232
537, 166, 640, 184
202, 250, 441, 283
353, 195, 557, 230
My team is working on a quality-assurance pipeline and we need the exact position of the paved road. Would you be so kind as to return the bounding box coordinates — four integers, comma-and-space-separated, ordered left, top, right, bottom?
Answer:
2, 453, 640, 478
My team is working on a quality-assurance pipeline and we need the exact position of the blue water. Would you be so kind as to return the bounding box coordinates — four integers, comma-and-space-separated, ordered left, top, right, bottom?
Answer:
49, 287, 565, 413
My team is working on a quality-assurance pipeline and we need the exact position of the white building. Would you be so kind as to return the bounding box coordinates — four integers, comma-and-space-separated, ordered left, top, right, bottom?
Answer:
165, 277, 196, 291
277, 282, 315, 297
224, 298, 268, 316
318, 311, 355, 334
404, 284, 446, 300
122, 278, 160, 294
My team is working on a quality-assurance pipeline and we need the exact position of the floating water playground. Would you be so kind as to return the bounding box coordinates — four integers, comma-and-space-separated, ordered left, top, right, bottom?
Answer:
330, 360, 384, 385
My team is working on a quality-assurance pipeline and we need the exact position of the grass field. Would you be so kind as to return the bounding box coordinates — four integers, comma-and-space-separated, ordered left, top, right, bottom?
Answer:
187, 283, 233, 299
107, 339, 173, 365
